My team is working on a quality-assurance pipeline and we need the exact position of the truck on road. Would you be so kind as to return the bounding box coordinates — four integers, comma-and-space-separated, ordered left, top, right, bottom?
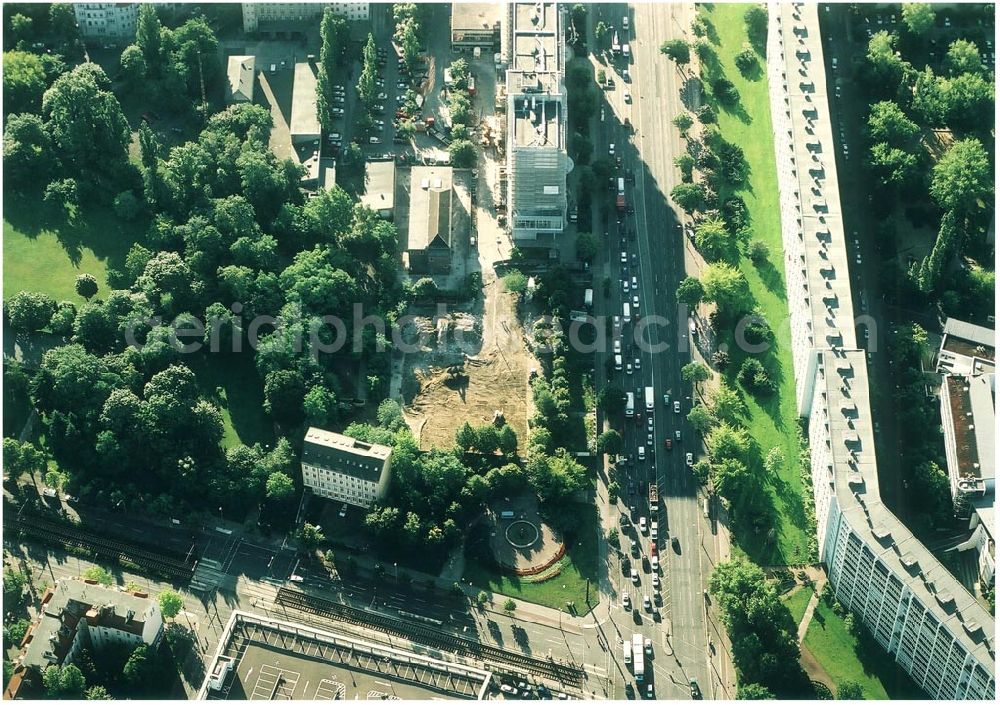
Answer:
644, 386, 654, 411
616, 178, 626, 213
584, 288, 593, 309
648, 482, 658, 507
632, 634, 645, 681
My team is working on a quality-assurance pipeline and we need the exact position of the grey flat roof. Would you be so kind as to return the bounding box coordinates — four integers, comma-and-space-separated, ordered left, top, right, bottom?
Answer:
940, 317, 996, 375
451, 2, 501, 33
290, 62, 320, 139
359, 160, 396, 213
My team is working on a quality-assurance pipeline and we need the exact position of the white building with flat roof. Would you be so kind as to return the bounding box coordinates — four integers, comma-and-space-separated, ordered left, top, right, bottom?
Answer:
301, 427, 392, 508
768, 3, 994, 698
937, 318, 996, 376
504, 2, 568, 248
242, 2, 369, 34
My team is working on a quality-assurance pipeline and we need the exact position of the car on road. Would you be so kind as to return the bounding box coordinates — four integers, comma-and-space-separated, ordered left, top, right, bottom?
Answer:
396, 81, 408, 89
369, 136, 382, 144
673, 400, 681, 414
500, 684, 519, 696
339, 503, 348, 518
609, 143, 616, 156
624, 91, 632, 103
646, 684, 654, 699
622, 279, 629, 293
674, 430, 681, 442
333, 95, 345, 104
652, 573, 660, 589
646, 416, 653, 431
631, 276, 637, 289
644, 637, 652, 655
620, 250, 627, 263
632, 294, 639, 309
643, 595, 652, 612
377, 92, 388, 100
625, 683, 635, 699
613, 339, 622, 354
634, 357, 641, 371
664, 438, 672, 450
626, 362, 633, 375
651, 521, 658, 540
690, 680, 702, 700
663, 393, 670, 407
331, 107, 344, 116
623, 68, 630, 82
639, 516, 647, 533
631, 567, 639, 583
685, 452, 693, 466
622, 593, 631, 610
672, 536, 681, 552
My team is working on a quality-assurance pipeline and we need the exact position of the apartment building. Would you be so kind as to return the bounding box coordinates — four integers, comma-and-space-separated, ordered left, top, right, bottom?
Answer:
504, 2, 568, 248
301, 427, 392, 508
768, 3, 994, 698
73, 3, 139, 41
5, 579, 163, 698
242, 2, 369, 34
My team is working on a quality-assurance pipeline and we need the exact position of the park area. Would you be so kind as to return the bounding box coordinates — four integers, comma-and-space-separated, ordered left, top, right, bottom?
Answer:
697, 3, 812, 565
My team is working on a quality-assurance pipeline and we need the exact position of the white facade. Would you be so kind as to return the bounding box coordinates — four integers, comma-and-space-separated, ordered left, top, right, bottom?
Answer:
301, 427, 392, 508
768, 3, 994, 698
242, 2, 369, 33
74, 3, 139, 41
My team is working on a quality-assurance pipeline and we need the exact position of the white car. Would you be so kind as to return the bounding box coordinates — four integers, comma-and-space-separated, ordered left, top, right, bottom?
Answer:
674, 430, 681, 441
644, 638, 653, 655
622, 593, 631, 610
624, 91, 632, 103
632, 294, 639, 309
632, 567, 640, 584
673, 400, 681, 414
686, 452, 694, 467
639, 516, 647, 533
622, 279, 629, 293
652, 573, 660, 589
609, 143, 616, 156
651, 521, 658, 540
643, 595, 651, 612
631, 276, 637, 289
614, 340, 622, 354
634, 357, 641, 371
626, 362, 633, 375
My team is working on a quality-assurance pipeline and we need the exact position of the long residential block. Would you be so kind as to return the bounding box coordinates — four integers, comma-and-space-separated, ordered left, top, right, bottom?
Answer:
767, 3, 995, 698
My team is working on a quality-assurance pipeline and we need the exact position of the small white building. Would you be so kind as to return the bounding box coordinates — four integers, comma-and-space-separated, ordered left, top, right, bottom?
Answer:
301, 427, 392, 508
226, 55, 256, 104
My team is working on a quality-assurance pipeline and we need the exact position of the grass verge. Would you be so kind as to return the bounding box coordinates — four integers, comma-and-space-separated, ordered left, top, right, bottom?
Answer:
463, 504, 600, 613
699, 3, 811, 565
781, 584, 814, 626
804, 599, 925, 699
187, 354, 274, 450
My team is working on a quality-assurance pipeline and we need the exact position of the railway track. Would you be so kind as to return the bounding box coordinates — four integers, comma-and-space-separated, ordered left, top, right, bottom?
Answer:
5, 511, 196, 580
275, 588, 586, 688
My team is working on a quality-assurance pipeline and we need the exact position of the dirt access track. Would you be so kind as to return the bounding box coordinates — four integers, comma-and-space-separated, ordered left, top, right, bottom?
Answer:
403, 281, 534, 453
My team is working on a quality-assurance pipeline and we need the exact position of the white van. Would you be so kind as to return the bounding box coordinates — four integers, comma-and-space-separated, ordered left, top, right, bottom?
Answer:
624, 640, 632, 664
500, 510, 515, 520
617, 177, 625, 194
623, 302, 632, 323
615, 354, 623, 371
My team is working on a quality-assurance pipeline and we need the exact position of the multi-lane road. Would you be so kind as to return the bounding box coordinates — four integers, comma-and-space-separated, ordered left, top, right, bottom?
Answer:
590, 3, 733, 699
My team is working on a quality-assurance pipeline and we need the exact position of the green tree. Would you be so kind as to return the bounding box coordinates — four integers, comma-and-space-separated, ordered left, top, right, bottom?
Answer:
735, 45, 758, 75
75, 274, 99, 301
737, 683, 774, 699
119, 44, 147, 87
43, 664, 86, 698
702, 263, 750, 317
930, 138, 992, 214
2, 439, 45, 479
671, 182, 705, 213
266, 471, 295, 502
681, 361, 711, 385
476, 589, 490, 606
448, 139, 476, 168
2, 50, 47, 115
503, 271, 528, 294
8, 13, 33, 44
303, 385, 337, 426
3, 112, 55, 187
503, 598, 517, 614
687, 405, 715, 434
263, 369, 307, 425
866, 31, 907, 90
837, 681, 864, 700
901, 3, 935, 35
598, 386, 627, 417
83, 566, 113, 586
4, 618, 30, 647
672, 112, 694, 136
3, 568, 27, 605
298, 522, 325, 551
743, 6, 768, 47
868, 142, 920, 189
5, 290, 56, 333
158, 590, 184, 619
945, 39, 983, 75
660, 39, 691, 65
676, 276, 705, 307
596, 430, 623, 456
85, 685, 113, 700
122, 644, 154, 687
136, 4, 162, 72
866, 101, 919, 146
694, 216, 736, 262
595, 21, 608, 45
576, 232, 598, 261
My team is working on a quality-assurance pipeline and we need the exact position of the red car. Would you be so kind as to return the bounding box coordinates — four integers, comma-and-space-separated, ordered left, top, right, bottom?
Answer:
664, 438, 673, 450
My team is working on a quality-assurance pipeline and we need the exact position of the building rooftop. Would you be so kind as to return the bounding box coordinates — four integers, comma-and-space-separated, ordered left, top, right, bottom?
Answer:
199, 611, 491, 700
290, 62, 320, 139
359, 159, 396, 214
409, 166, 454, 251
21, 579, 156, 673
226, 55, 255, 103
451, 2, 501, 33
511, 92, 563, 149
302, 427, 391, 482
939, 318, 996, 376
944, 374, 996, 484
822, 350, 995, 668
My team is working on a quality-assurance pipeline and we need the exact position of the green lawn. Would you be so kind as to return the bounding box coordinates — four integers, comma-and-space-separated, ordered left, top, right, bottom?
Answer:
187, 354, 274, 450
3, 195, 140, 302
699, 4, 811, 565
463, 506, 600, 613
781, 585, 814, 626
804, 600, 925, 700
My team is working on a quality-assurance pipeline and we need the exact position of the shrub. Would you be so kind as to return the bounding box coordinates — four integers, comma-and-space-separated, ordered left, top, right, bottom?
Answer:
747, 240, 769, 263
735, 45, 758, 75
697, 104, 717, 124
